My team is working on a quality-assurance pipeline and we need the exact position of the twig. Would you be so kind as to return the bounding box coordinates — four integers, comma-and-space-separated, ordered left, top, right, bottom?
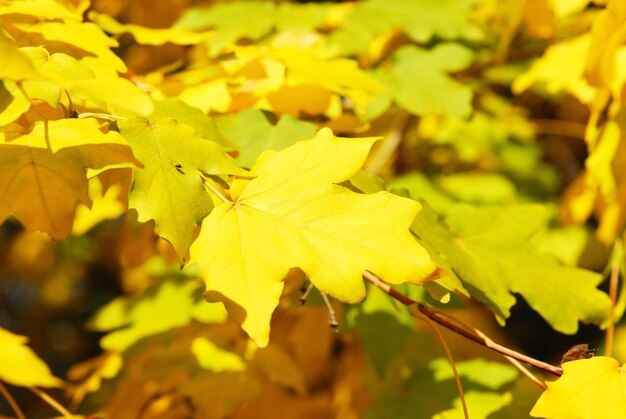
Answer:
605, 239, 623, 357
200, 176, 230, 203
362, 271, 563, 377
319, 291, 338, 328
299, 282, 314, 305
531, 119, 586, 140
429, 308, 547, 390
0, 382, 26, 419
417, 312, 470, 419
29, 387, 73, 418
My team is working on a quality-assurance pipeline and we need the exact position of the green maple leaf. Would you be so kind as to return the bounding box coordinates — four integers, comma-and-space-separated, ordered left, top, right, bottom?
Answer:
429, 358, 519, 390
151, 99, 234, 149
215, 109, 317, 168
175, 2, 276, 56
371, 44, 474, 118
434, 391, 513, 419
119, 116, 246, 264
326, 0, 482, 57
363, 0, 482, 43
412, 202, 611, 333
190, 128, 436, 346
89, 278, 227, 351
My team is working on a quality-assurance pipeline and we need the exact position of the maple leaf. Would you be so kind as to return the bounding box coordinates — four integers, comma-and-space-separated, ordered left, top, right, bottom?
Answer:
175, 2, 276, 56
119, 116, 246, 263
371, 43, 474, 119
0, 327, 63, 387
72, 174, 127, 235
531, 357, 626, 418
410, 202, 612, 333
0, 30, 40, 80
0, 80, 31, 126
190, 128, 436, 346
513, 34, 595, 104
67, 351, 123, 407
0, 119, 138, 239
89, 12, 212, 46
89, 278, 227, 351
325, 0, 482, 57
215, 109, 317, 168
191, 337, 246, 372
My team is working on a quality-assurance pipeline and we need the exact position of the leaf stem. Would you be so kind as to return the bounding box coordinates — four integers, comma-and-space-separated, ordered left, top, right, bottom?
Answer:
29, 387, 73, 418
605, 239, 623, 358
319, 290, 339, 328
362, 271, 563, 377
417, 310, 469, 419
429, 308, 547, 390
201, 176, 230, 203
77, 112, 127, 121
0, 381, 26, 419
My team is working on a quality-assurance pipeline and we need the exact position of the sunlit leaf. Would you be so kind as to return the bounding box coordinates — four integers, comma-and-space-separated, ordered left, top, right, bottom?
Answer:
411, 202, 611, 332
433, 391, 513, 419
429, 357, 519, 390
531, 357, 626, 419
90, 12, 212, 46
89, 278, 227, 351
175, 2, 276, 56
191, 337, 247, 372
513, 34, 595, 103
215, 109, 317, 168
119, 116, 245, 262
0, 327, 62, 387
0, 30, 41, 80
372, 44, 474, 118
190, 128, 436, 346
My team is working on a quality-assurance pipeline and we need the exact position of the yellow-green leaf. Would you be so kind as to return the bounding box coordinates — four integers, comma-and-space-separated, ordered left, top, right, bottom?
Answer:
118, 117, 246, 263
513, 34, 595, 104
190, 128, 436, 346
531, 357, 626, 419
191, 337, 246, 372
9, 118, 129, 151
0, 327, 62, 387
90, 12, 212, 46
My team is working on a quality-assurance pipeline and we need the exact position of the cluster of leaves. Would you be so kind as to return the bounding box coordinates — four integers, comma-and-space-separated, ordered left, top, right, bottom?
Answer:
1, 0, 626, 417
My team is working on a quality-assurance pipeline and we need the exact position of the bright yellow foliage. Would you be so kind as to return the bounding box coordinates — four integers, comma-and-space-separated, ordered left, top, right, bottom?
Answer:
190, 128, 436, 346
531, 356, 626, 418
0, 327, 62, 387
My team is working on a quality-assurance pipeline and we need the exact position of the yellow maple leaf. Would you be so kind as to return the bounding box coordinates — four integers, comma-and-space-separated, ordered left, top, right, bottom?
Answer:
0, 119, 139, 239
72, 175, 126, 236
190, 128, 436, 346
0, 30, 41, 81
513, 34, 596, 104
0, 327, 63, 387
89, 12, 213, 46
531, 356, 626, 418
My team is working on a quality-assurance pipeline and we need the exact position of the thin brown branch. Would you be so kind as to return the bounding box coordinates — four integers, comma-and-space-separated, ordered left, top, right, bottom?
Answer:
0, 382, 26, 419
421, 314, 470, 419
29, 387, 73, 418
605, 239, 623, 357
531, 119, 586, 140
362, 271, 563, 377
428, 307, 548, 390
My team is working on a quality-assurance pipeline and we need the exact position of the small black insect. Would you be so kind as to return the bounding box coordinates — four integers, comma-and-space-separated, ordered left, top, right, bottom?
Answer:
171, 162, 185, 175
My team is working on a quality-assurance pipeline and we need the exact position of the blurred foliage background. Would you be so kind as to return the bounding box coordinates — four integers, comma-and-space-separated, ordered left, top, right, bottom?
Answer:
1, 0, 626, 417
